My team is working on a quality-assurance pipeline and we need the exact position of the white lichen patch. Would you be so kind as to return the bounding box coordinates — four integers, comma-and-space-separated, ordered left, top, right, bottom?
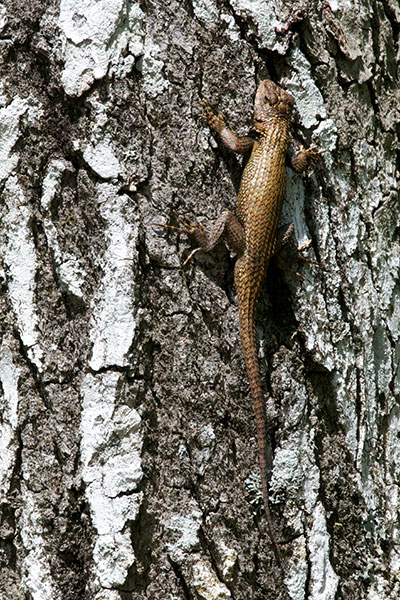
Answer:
89, 184, 138, 371
308, 503, 339, 600
0, 94, 45, 369
72, 91, 124, 181
3, 177, 43, 370
166, 507, 232, 598
166, 506, 203, 563
19, 488, 58, 600
0, 2, 7, 32
193, 0, 242, 43
81, 175, 142, 592
287, 47, 327, 129
40, 159, 87, 298
192, 424, 216, 475
217, 541, 237, 581
0, 95, 29, 181
140, 40, 170, 98
58, 0, 170, 100
83, 135, 121, 179
271, 419, 338, 599
80, 372, 143, 591
282, 500, 338, 600
58, 0, 145, 96
192, 0, 219, 29
229, 0, 287, 53
192, 0, 248, 44
56, 256, 87, 298
40, 159, 67, 239
386, 481, 400, 592
325, 0, 374, 77
83, 135, 121, 180
322, 129, 400, 523
0, 345, 19, 501
366, 574, 398, 600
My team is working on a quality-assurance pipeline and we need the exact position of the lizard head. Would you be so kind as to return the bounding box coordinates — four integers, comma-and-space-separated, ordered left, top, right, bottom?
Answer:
254, 79, 294, 127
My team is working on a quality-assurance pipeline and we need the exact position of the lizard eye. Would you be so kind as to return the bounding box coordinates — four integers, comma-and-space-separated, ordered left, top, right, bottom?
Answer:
265, 91, 278, 105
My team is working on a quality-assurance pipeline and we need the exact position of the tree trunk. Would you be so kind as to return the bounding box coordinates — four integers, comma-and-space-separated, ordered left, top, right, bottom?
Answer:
1, 0, 399, 599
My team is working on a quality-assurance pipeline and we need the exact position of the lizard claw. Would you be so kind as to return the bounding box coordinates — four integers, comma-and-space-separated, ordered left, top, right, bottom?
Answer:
297, 238, 323, 267
201, 100, 226, 134
302, 145, 324, 173
155, 210, 205, 236
172, 210, 206, 234
292, 145, 324, 174
154, 210, 208, 265
182, 247, 202, 267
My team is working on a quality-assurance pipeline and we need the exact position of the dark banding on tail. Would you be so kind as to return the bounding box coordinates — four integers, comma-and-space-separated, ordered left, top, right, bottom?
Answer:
235, 257, 283, 568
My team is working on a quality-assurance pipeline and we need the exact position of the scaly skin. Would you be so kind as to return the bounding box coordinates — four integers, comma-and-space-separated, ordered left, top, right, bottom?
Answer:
157, 79, 322, 569
234, 82, 293, 567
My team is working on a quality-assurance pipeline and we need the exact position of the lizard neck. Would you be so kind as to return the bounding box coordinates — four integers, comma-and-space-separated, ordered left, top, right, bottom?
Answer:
254, 114, 291, 138
255, 117, 291, 156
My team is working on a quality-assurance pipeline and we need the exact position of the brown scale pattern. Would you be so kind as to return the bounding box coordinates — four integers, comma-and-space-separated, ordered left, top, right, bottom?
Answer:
158, 80, 322, 570
233, 90, 292, 566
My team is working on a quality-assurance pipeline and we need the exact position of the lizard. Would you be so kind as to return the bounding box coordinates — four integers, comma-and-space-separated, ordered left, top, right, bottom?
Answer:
157, 79, 322, 568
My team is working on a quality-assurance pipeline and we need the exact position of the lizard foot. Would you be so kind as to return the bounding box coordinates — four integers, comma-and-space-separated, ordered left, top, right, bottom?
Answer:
292, 145, 325, 174
201, 101, 226, 134
155, 211, 207, 266
298, 238, 323, 267
155, 210, 205, 236
273, 226, 322, 276
304, 145, 325, 171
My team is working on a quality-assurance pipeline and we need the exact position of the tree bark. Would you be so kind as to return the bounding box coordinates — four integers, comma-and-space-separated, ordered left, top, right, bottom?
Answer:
1, 0, 399, 599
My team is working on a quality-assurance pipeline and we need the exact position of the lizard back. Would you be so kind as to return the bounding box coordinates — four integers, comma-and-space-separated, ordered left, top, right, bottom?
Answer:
236, 120, 291, 267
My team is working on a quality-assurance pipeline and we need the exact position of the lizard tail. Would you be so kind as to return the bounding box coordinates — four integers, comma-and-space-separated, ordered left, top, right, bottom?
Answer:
235, 261, 283, 568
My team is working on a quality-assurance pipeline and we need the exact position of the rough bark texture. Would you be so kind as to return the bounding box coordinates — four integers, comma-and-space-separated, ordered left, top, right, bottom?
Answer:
0, 0, 399, 599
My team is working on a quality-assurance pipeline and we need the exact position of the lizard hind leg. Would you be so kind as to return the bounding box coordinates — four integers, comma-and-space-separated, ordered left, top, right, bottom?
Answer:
156, 209, 245, 265
297, 238, 322, 267
272, 224, 321, 276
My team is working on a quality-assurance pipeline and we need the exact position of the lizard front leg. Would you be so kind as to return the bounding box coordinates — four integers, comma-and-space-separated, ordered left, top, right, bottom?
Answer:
156, 209, 245, 266
201, 101, 255, 154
